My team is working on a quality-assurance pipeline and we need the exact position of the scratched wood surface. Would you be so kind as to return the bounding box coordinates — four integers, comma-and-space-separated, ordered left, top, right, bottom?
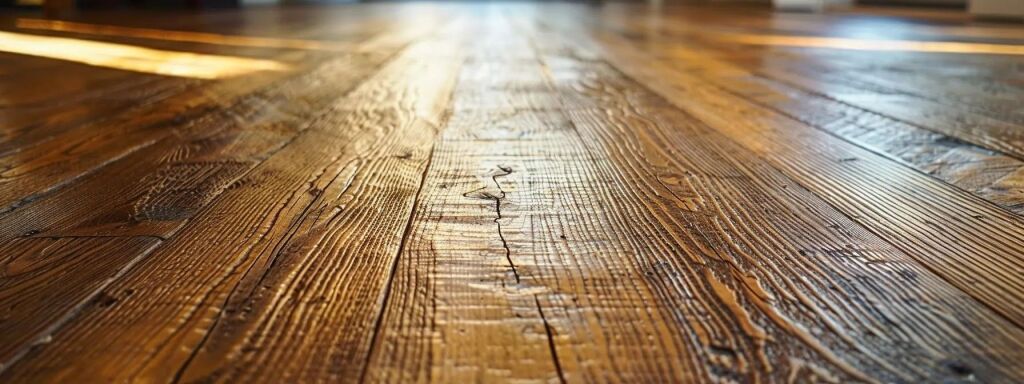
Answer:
1, 3, 1024, 383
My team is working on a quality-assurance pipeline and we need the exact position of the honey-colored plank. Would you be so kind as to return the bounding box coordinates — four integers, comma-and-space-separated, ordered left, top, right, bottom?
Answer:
543, 33, 1024, 384
583, 18, 1024, 329
172, 35, 464, 384
599, 6, 1024, 136
622, 36, 1024, 214
1, 3, 1023, 382
368, 8, 1024, 383
366, 18, 690, 382
0, 66, 274, 214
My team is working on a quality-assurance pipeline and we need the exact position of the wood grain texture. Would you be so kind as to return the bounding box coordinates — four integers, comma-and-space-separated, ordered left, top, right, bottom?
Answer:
655, 39, 1024, 214
536, 17, 1024, 382
368, 8, 1024, 383
0, 8, 428, 214
0, 15, 440, 369
0, 237, 160, 369
366, 16, 689, 382
0, 51, 403, 241
591, 7, 1024, 214
2, 3, 1024, 383
172, 33, 464, 383
574, 13, 1024, 329
0, 9, 443, 374
0, 52, 386, 367
0, 21, 463, 382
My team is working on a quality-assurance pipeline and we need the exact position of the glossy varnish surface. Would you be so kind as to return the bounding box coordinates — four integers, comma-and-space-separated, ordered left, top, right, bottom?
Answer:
1, 3, 1023, 383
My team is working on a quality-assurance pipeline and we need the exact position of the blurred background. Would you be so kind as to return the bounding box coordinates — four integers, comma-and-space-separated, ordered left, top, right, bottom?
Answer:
1, 0, 1022, 22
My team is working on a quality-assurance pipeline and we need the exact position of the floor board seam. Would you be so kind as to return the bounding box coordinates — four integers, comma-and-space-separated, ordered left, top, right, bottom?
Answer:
0, 239, 164, 375
358, 141, 438, 384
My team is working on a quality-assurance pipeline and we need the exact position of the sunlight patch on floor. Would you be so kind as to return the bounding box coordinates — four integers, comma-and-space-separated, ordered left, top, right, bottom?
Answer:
0, 30, 290, 79
719, 33, 1024, 56
17, 19, 351, 51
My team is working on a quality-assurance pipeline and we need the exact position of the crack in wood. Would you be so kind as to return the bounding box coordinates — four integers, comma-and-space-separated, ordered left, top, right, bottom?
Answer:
490, 164, 520, 284
534, 296, 567, 384
359, 142, 438, 384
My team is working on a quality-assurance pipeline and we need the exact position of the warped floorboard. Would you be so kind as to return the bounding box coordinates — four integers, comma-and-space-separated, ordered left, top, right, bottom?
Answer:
1, 2, 1023, 383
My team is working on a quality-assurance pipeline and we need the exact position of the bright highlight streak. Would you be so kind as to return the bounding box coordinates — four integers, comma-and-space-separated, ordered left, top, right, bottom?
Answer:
17, 19, 349, 51
0, 31, 289, 79
719, 34, 1024, 56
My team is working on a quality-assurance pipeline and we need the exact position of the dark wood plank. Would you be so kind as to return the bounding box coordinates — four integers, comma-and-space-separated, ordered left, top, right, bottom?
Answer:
0, 11, 416, 214
0, 51, 401, 241
0, 50, 396, 366
0, 11, 439, 371
0, 237, 161, 371
0, 25, 463, 382
0, 67, 267, 214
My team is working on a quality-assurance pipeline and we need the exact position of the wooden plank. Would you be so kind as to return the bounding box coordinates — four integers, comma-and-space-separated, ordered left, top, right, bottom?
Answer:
0, 71, 175, 156
0, 64, 277, 215
0, 51, 397, 242
538, 41, 1024, 384
758, 65, 1024, 160
0, 51, 397, 366
735, 11, 1024, 41
600, 8, 1024, 133
0, 237, 161, 370
622, 37, 1024, 215
718, 44, 1024, 158
0, 11, 318, 153
0, 13, 439, 371
0, 26, 463, 382
616, 4, 1024, 43
676, 37, 1024, 124
171, 35, 463, 383
583, 21, 1024, 330
0, 11, 424, 214
801, 63, 1024, 122
366, 19, 691, 381
735, 76, 1024, 213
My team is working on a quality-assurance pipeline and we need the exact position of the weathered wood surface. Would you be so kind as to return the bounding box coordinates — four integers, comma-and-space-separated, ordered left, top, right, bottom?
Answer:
2, 2, 1024, 383
0, 11, 441, 369
565, 20, 1024, 329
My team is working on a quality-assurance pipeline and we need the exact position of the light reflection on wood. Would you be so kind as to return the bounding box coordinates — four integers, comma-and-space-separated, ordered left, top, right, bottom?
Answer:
0, 30, 290, 79
17, 18, 351, 51
718, 33, 1024, 55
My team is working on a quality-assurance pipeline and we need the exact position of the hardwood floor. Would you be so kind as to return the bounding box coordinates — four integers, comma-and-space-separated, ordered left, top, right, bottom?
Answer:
1, 3, 1023, 382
